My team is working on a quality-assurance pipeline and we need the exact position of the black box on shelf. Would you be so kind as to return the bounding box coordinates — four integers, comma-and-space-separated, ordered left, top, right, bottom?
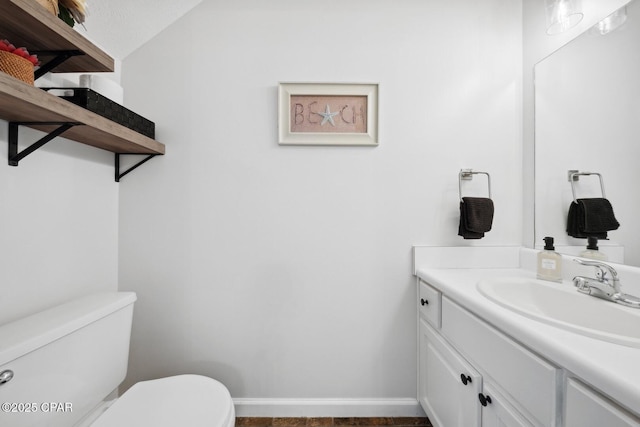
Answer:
57, 88, 155, 139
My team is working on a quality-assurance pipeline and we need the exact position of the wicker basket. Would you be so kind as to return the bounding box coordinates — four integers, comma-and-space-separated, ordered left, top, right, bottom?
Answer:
0, 51, 34, 85
36, 0, 59, 15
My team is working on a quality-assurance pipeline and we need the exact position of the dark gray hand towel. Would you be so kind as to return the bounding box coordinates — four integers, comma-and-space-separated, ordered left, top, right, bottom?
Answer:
566, 198, 619, 239
458, 197, 494, 239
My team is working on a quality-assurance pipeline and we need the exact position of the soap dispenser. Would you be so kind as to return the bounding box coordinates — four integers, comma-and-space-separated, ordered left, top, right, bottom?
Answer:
537, 236, 563, 283
580, 236, 608, 261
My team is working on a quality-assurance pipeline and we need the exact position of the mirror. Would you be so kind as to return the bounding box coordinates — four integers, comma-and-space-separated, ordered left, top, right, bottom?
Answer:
535, 0, 640, 266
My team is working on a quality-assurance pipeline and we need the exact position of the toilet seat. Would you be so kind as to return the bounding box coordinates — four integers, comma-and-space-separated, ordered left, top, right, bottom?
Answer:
91, 375, 235, 427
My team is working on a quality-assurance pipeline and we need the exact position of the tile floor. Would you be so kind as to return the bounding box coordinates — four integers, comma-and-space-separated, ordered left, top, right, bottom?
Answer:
236, 417, 432, 427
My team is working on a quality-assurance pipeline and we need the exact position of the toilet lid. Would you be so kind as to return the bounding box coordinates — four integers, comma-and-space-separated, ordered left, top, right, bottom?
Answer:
91, 375, 234, 427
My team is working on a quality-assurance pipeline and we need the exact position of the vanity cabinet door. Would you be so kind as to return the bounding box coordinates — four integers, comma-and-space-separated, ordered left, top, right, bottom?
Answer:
565, 378, 640, 427
480, 383, 535, 427
419, 318, 481, 427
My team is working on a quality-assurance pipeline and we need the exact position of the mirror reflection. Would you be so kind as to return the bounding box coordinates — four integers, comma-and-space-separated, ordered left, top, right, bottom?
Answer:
535, 0, 640, 266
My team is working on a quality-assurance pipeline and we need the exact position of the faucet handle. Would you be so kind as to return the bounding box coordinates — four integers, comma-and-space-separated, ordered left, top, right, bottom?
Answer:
574, 258, 607, 267
573, 258, 618, 278
573, 258, 620, 294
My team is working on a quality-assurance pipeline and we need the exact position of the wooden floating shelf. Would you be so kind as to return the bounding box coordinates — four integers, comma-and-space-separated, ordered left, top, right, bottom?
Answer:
0, 0, 114, 73
0, 73, 165, 155
0, 0, 164, 181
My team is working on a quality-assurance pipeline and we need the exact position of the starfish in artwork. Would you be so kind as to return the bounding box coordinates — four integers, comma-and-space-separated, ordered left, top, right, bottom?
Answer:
318, 104, 339, 126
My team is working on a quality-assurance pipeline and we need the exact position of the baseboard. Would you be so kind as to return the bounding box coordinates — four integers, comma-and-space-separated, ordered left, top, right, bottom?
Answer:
233, 398, 425, 418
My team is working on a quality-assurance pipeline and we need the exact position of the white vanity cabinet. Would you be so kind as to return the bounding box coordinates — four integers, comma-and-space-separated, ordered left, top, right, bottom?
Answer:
417, 279, 558, 427
418, 280, 441, 329
480, 383, 535, 427
418, 318, 533, 427
442, 296, 559, 426
419, 318, 481, 427
565, 378, 640, 427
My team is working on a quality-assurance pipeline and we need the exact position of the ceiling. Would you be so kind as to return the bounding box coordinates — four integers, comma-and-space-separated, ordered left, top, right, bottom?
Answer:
75, 0, 203, 60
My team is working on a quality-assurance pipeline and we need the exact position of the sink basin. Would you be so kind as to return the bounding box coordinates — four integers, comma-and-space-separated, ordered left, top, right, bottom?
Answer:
477, 277, 640, 348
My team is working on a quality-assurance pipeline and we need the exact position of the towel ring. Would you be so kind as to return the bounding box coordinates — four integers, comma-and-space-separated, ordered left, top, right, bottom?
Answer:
459, 169, 491, 202
569, 171, 606, 203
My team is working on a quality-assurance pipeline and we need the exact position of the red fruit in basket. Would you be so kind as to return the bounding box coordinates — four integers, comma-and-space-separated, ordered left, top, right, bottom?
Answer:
2, 40, 16, 51
13, 47, 28, 58
0, 40, 9, 52
28, 55, 39, 66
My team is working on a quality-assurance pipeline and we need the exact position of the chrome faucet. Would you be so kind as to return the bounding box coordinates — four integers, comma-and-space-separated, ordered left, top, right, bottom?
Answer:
573, 259, 640, 308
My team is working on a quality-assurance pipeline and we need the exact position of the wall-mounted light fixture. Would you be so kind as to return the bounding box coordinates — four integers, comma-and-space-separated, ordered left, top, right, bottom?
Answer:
545, 0, 584, 35
594, 6, 627, 35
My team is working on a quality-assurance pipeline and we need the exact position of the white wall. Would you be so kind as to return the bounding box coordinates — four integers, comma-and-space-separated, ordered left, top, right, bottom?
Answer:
119, 0, 522, 415
0, 125, 118, 325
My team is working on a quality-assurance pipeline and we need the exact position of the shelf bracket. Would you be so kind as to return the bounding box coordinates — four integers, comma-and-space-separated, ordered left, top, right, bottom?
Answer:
8, 121, 81, 166
33, 50, 84, 79
115, 153, 157, 182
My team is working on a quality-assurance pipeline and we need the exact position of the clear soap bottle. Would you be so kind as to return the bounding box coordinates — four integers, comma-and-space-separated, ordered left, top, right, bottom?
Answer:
537, 236, 562, 283
580, 236, 608, 261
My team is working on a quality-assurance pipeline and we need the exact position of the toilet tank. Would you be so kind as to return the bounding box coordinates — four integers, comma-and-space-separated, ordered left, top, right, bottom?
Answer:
0, 292, 137, 427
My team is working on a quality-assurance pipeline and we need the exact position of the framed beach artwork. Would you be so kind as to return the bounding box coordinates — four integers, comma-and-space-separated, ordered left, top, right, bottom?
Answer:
278, 83, 378, 146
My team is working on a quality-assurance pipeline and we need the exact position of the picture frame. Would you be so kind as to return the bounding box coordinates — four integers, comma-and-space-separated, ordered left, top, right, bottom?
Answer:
278, 82, 378, 146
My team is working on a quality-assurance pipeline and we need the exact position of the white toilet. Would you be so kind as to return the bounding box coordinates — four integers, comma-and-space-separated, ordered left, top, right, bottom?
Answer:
0, 292, 235, 427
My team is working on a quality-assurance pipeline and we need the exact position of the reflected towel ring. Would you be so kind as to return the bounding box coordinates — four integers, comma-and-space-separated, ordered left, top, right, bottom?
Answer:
459, 169, 492, 202
569, 171, 606, 203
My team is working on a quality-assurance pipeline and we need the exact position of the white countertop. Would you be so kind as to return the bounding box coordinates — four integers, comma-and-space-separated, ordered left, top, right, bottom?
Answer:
415, 256, 640, 417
